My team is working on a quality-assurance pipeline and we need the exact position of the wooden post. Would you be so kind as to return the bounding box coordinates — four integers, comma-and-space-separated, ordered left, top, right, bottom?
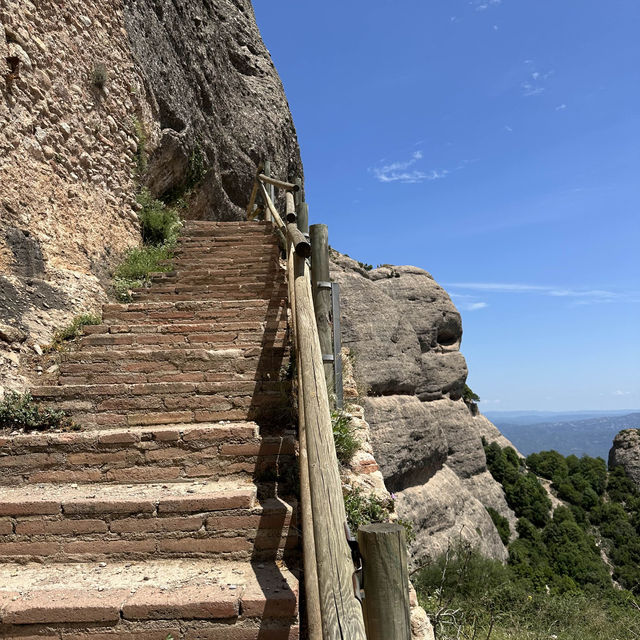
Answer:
293, 253, 367, 640
295, 177, 309, 237
357, 523, 412, 640
309, 224, 334, 399
263, 160, 274, 224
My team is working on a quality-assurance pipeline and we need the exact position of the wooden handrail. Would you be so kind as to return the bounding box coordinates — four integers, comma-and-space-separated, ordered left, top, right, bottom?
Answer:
247, 170, 367, 639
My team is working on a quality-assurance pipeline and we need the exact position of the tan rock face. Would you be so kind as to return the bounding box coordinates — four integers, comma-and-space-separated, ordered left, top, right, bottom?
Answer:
331, 253, 515, 565
0, 0, 302, 393
609, 429, 640, 487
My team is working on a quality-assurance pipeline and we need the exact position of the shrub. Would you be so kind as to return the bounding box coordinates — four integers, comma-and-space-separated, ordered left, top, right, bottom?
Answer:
91, 62, 107, 88
0, 392, 73, 432
485, 506, 510, 545
331, 410, 360, 465
462, 384, 480, 404
136, 189, 181, 246
343, 487, 391, 533
46, 313, 101, 352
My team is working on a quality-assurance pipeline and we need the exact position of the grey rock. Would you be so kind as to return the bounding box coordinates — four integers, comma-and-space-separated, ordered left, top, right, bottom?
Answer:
361, 395, 448, 492
123, 0, 303, 219
0, 323, 26, 344
333, 251, 516, 561
609, 429, 640, 487
396, 465, 509, 569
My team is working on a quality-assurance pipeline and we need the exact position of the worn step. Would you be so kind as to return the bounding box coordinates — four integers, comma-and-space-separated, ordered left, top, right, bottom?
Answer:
77, 327, 287, 350
0, 558, 298, 638
0, 480, 297, 562
0, 422, 295, 486
131, 283, 287, 296
102, 299, 287, 324
83, 320, 284, 336
31, 379, 291, 430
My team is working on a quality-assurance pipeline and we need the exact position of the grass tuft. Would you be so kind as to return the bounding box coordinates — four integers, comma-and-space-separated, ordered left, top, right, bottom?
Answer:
46, 313, 101, 352
332, 410, 360, 465
0, 392, 75, 432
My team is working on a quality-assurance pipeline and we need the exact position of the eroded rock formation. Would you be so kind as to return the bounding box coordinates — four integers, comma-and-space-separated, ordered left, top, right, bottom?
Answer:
609, 429, 640, 487
331, 254, 516, 566
0, 0, 301, 393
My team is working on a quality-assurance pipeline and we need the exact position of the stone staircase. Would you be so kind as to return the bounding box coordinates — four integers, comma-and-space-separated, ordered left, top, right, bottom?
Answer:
0, 221, 300, 639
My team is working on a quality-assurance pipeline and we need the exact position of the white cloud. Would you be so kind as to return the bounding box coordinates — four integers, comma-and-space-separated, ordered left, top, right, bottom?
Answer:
504, 125, 513, 133
371, 151, 450, 184
476, 0, 502, 10
520, 65, 554, 97
444, 282, 629, 304
556, 104, 567, 111
521, 82, 545, 97
613, 390, 632, 396
460, 302, 489, 311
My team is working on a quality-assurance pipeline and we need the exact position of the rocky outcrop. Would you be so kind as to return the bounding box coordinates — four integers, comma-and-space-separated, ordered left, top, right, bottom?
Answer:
609, 429, 640, 487
0, 0, 301, 394
331, 254, 515, 566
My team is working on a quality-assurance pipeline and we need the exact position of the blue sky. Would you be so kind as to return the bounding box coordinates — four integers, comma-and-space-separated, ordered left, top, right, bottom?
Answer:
254, 0, 640, 412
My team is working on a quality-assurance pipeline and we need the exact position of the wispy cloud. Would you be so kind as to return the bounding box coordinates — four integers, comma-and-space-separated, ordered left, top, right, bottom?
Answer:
444, 282, 632, 305
371, 151, 450, 184
475, 0, 502, 10
613, 390, 632, 396
556, 104, 567, 111
460, 301, 489, 311
521, 62, 554, 97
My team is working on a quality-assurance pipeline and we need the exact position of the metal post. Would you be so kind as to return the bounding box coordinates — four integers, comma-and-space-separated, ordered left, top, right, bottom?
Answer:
331, 282, 343, 409
309, 224, 335, 400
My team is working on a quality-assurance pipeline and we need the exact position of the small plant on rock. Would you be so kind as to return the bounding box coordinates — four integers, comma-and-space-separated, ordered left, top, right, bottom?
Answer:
46, 313, 101, 352
344, 486, 392, 533
91, 62, 108, 89
332, 410, 360, 465
0, 392, 74, 432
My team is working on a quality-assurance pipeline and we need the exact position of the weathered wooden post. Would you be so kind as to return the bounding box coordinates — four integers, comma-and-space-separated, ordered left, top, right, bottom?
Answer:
309, 224, 335, 398
295, 177, 309, 238
263, 160, 274, 224
357, 523, 412, 640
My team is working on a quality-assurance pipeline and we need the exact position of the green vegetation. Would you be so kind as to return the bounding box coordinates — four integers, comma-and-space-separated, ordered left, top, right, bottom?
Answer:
114, 189, 181, 301
0, 392, 74, 432
131, 116, 148, 176
46, 313, 101, 352
414, 542, 640, 640
462, 384, 480, 404
344, 487, 392, 532
485, 506, 510, 545
331, 410, 360, 465
415, 442, 640, 637
357, 261, 373, 271
91, 62, 107, 89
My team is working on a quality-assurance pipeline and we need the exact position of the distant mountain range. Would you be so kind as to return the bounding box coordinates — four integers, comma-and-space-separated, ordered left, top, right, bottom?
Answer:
485, 410, 640, 460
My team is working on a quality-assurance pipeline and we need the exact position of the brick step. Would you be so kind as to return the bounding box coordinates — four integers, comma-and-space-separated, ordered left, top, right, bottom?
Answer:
149, 265, 281, 278
0, 422, 296, 486
0, 480, 298, 562
150, 272, 281, 285
0, 558, 298, 638
57, 367, 282, 387
31, 380, 291, 426
176, 237, 277, 247
173, 243, 280, 255
58, 345, 287, 366
132, 283, 286, 296
101, 300, 286, 324
77, 328, 287, 350
83, 320, 285, 336
131, 291, 285, 303
165, 257, 281, 270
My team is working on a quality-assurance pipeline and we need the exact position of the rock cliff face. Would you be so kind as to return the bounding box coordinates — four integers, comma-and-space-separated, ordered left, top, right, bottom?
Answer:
609, 429, 640, 487
331, 254, 516, 566
0, 0, 301, 393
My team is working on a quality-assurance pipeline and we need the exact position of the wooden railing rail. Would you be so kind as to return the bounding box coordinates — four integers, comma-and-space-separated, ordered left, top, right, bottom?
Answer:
246, 169, 367, 640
